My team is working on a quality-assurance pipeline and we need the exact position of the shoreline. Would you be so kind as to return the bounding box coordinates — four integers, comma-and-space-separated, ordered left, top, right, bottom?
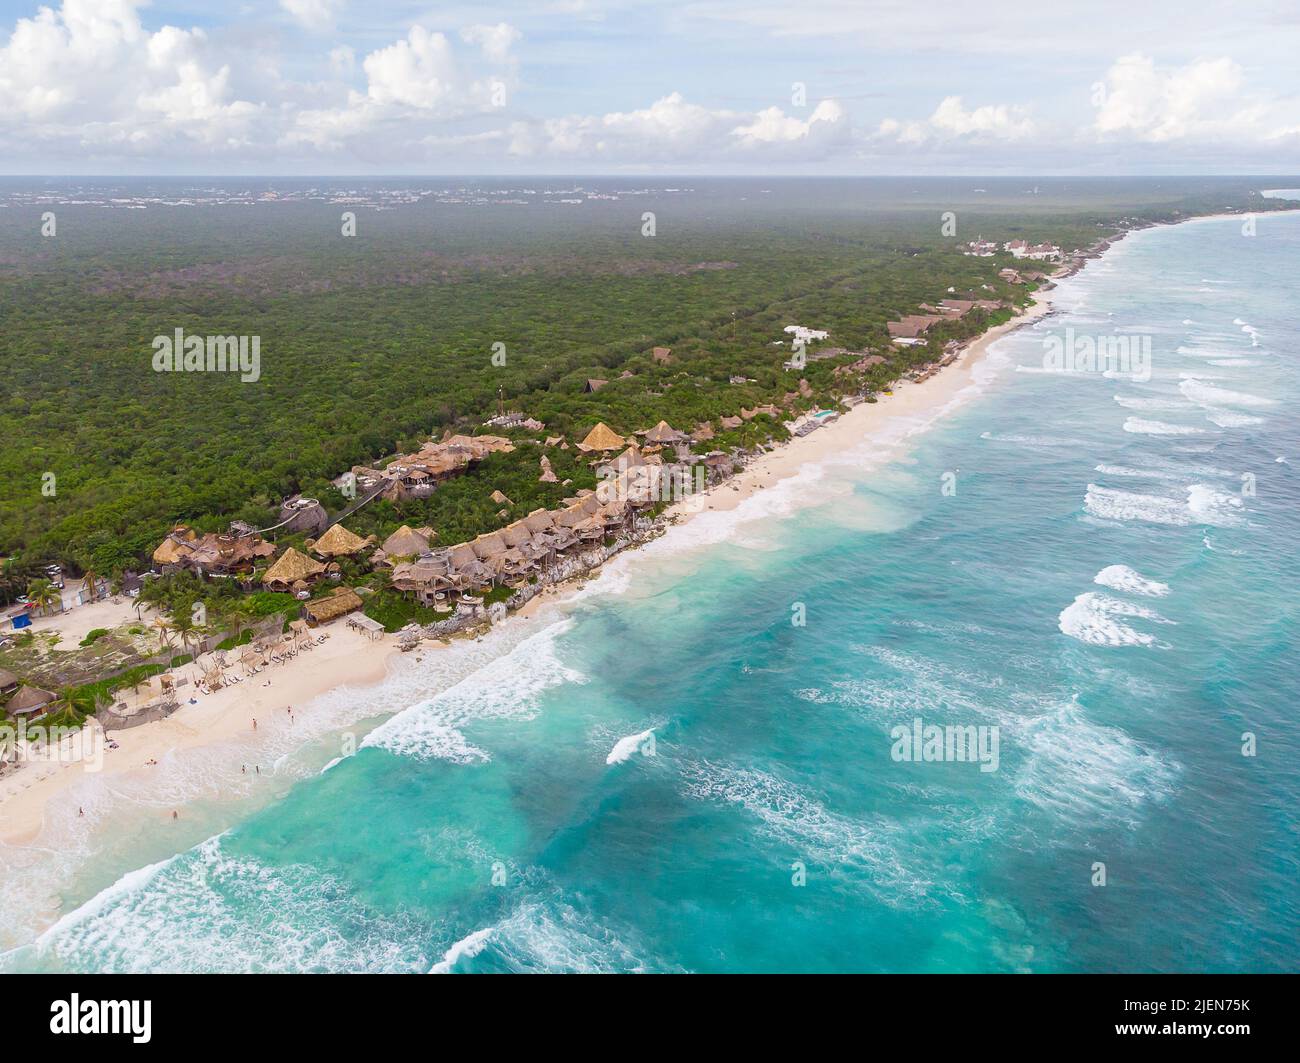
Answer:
0, 626, 400, 845
0, 260, 1059, 848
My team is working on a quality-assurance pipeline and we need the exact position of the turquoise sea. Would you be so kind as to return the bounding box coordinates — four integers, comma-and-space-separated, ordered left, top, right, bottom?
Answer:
3, 212, 1298, 972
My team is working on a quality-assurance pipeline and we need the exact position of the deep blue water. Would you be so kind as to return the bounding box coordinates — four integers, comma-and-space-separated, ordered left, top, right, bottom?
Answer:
5, 212, 1298, 972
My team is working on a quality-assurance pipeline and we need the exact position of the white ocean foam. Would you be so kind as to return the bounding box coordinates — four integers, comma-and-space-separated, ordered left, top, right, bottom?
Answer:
1179, 377, 1275, 409
680, 760, 927, 902
1058, 592, 1173, 647
1083, 484, 1243, 526
362, 619, 585, 763
1205, 409, 1264, 428
1012, 701, 1178, 828
19, 837, 431, 973
1093, 565, 1170, 597
1112, 395, 1194, 411
1094, 464, 1184, 481
826, 647, 1179, 830
1187, 484, 1245, 526
429, 927, 495, 973
1208, 358, 1257, 367
1122, 417, 1205, 436
481, 894, 658, 973
979, 431, 1085, 447
606, 728, 655, 765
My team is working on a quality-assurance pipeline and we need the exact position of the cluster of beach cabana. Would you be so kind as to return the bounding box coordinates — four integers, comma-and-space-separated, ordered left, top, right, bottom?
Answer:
193, 622, 331, 693
388, 497, 628, 606
348, 434, 515, 503
381, 421, 694, 608
151, 525, 277, 577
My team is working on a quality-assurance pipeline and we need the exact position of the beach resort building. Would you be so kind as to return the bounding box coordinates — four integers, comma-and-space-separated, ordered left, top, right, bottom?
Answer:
783, 325, 830, 344
309, 523, 372, 559
301, 587, 364, 626
261, 547, 327, 592
5, 684, 54, 719
151, 525, 276, 577
1005, 240, 1061, 261
374, 435, 515, 500
576, 422, 627, 453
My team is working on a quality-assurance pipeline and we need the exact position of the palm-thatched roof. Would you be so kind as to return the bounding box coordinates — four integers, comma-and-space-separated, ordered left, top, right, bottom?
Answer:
600, 444, 645, 478
262, 547, 326, 586
471, 532, 509, 559
7, 684, 55, 715
523, 509, 555, 533
312, 523, 368, 557
381, 525, 430, 558
0, 668, 19, 691
577, 422, 626, 452
643, 420, 687, 444
152, 525, 197, 565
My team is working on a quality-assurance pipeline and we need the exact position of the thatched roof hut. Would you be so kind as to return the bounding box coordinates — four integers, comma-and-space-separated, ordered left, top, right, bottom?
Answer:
499, 522, 533, 549
7, 684, 55, 716
262, 547, 327, 587
577, 422, 626, 453
0, 668, 19, 695
381, 525, 430, 558
523, 509, 555, 533
312, 523, 368, 558
471, 532, 508, 560
643, 420, 688, 444
600, 444, 645, 479
152, 525, 198, 565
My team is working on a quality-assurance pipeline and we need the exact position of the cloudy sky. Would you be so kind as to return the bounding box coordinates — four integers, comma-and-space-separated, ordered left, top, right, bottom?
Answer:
1, 0, 1298, 174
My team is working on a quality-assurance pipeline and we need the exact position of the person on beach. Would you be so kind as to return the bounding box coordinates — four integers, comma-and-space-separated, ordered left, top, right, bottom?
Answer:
252, 718, 257, 731
171, 810, 178, 820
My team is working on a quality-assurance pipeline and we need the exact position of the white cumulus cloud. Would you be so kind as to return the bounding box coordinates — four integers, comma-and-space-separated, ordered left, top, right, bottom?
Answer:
1090, 54, 1278, 143
280, 0, 343, 33
876, 96, 1036, 145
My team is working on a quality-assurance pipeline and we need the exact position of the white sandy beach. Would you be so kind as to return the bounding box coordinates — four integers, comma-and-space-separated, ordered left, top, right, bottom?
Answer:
0, 292, 1051, 847
0, 624, 398, 844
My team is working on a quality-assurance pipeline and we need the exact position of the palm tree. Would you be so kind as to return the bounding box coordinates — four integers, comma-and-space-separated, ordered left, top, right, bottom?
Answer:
26, 578, 59, 616
0, 558, 25, 607
152, 616, 174, 653
225, 600, 254, 648
50, 685, 89, 727
82, 568, 99, 604
171, 612, 197, 661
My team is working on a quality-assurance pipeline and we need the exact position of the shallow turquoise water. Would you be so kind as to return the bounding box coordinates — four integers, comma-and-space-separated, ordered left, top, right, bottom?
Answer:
6, 213, 1298, 972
